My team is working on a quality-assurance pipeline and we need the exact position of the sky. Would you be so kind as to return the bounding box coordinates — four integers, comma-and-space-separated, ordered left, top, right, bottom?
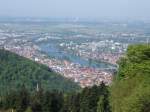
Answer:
0, 0, 150, 20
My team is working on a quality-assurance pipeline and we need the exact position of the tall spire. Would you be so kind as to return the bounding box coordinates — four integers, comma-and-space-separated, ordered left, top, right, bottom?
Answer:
36, 83, 39, 92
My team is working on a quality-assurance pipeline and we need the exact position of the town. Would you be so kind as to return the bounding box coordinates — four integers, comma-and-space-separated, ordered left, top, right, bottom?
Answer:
1, 38, 113, 88
0, 21, 149, 87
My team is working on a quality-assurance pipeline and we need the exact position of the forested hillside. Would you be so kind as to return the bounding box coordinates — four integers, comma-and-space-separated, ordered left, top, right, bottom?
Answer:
0, 44, 150, 112
0, 83, 110, 112
0, 49, 80, 95
110, 44, 150, 112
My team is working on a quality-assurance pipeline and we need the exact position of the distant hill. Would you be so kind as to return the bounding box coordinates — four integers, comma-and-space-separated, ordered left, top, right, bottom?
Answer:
110, 44, 150, 112
0, 49, 80, 95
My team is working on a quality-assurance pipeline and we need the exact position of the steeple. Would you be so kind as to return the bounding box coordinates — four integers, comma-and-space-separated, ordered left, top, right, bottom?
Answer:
36, 83, 39, 92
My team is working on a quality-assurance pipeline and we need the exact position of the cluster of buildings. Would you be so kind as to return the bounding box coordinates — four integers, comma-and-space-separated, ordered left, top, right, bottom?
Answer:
32, 53, 113, 88
59, 40, 127, 65
0, 36, 113, 88
1, 22, 149, 88
1, 23, 134, 88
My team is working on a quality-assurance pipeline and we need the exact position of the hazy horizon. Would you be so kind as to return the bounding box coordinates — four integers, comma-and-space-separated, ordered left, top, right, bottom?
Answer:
0, 0, 150, 21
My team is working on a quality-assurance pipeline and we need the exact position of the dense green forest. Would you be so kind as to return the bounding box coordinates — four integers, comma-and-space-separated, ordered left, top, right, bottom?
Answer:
110, 44, 150, 112
0, 44, 150, 112
0, 49, 80, 95
0, 83, 110, 112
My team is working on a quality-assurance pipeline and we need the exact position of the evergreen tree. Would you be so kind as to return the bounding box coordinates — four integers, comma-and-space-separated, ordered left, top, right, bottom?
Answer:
62, 93, 80, 112
50, 91, 63, 112
16, 85, 30, 112
97, 96, 105, 112
99, 82, 111, 112
2, 91, 18, 110
80, 87, 91, 112
42, 91, 52, 112
31, 88, 44, 112
80, 85, 101, 112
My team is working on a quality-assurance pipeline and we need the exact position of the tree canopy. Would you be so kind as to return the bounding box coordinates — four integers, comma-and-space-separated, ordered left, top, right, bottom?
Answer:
110, 44, 150, 112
